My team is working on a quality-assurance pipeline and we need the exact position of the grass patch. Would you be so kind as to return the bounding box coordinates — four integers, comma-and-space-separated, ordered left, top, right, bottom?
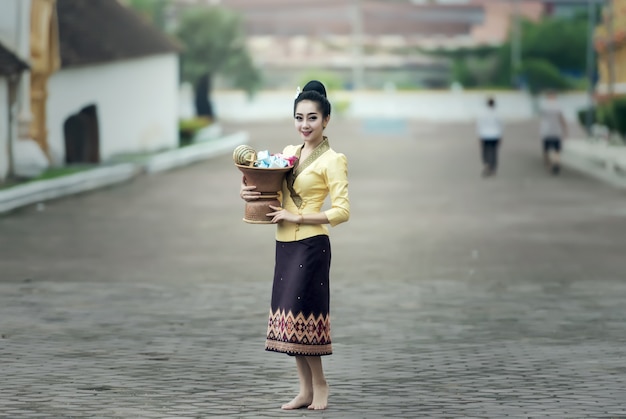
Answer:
34, 166, 95, 181
0, 165, 96, 190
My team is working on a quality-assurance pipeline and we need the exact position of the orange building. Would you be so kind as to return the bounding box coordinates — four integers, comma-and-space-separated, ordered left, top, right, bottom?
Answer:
470, 0, 544, 45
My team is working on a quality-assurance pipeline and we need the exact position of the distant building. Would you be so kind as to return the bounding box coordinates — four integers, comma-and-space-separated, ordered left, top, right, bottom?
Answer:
171, 0, 550, 89
171, 0, 589, 90
469, 0, 543, 45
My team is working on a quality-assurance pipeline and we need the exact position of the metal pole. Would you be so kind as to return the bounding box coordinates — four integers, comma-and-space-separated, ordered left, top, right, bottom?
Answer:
16, 0, 33, 141
511, 0, 522, 87
586, 0, 598, 135
7, 76, 20, 180
351, 0, 364, 90
607, 0, 615, 98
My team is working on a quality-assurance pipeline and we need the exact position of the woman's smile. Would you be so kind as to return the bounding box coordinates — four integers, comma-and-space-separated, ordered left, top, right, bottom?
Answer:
295, 100, 329, 145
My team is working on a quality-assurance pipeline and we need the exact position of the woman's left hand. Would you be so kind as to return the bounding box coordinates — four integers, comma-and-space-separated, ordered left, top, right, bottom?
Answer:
267, 205, 299, 224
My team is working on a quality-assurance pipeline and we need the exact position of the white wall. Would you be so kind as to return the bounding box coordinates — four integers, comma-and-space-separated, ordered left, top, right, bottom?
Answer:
47, 53, 179, 164
0, 0, 31, 61
212, 90, 590, 123
212, 88, 588, 122
0, 78, 9, 180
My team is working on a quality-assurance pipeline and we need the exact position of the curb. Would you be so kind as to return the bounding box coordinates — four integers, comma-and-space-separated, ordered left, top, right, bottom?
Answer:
144, 131, 247, 174
562, 139, 626, 190
0, 163, 139, 214
0, 131, 248, 214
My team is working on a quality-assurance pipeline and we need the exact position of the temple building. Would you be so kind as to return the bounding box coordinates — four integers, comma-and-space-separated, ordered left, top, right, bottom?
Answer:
0, 0, 180, 181
0, 41, 29, 179
594, 0, 626, 99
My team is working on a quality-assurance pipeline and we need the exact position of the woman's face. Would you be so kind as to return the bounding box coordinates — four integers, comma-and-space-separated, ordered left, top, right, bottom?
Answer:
294, 100, 329, 144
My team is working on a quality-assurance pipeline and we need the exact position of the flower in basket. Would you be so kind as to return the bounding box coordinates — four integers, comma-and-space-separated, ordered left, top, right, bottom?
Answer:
233, 145, 297, 168
254, 150, 298, 168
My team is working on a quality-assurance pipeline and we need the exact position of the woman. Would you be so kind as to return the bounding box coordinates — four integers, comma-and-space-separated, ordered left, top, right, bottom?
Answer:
240, 80, 350, 410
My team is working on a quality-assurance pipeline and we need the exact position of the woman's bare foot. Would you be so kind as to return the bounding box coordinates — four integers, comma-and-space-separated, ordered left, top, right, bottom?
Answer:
308, 382, 329, 410
281, 393, 313, 410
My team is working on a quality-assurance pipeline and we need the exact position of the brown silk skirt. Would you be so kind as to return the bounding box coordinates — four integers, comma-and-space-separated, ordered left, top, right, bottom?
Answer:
265, 235, 332, 356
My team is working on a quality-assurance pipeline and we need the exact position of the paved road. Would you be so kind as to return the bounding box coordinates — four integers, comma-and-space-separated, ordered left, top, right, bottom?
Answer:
1, 119, 625, 418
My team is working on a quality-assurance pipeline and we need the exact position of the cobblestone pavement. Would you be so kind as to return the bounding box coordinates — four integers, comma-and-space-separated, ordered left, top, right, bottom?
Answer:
1, 119, 625, 418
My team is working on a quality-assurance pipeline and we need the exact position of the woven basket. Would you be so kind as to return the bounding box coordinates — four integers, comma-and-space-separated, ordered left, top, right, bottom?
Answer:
233, 145, 257, 166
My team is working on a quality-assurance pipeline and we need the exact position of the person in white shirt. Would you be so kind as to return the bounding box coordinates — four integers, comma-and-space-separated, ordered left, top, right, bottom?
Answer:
475, 97, 503, 177
539, 90, 568, 175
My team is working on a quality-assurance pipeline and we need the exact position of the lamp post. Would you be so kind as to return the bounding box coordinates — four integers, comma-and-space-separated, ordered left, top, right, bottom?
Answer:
586, 0, 598, 135
606, 0, 615, 99
350, 0, 364, 90
511, 0, 522, 87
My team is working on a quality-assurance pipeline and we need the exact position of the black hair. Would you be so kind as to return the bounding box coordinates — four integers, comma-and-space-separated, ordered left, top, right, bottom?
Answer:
487, 97, 495, 108
294, 80, 332, 117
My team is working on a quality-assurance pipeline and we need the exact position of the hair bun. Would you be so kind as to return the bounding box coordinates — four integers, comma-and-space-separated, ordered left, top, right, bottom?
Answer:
302, 80, 327, 98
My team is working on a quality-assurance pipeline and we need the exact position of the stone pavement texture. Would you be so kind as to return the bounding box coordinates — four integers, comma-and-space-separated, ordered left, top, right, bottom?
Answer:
1, 119, 625, 418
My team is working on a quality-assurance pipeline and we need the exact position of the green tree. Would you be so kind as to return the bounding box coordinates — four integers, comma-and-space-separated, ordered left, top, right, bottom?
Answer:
175, 7, 261, 118
521, 13, 590, 73
122, 0, 169, 31
423, 11, 594, 91
513, 11, 595, 92
518, 59, 571, 94
422, 45, 503, 88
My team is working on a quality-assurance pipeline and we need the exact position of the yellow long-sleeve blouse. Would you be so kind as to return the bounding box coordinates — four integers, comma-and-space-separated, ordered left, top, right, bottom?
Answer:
276, 143, 350, 242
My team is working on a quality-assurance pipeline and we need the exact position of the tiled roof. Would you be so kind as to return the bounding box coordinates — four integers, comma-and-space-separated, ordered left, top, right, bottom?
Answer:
0, 41, 28, 76
56, 0, 180, 68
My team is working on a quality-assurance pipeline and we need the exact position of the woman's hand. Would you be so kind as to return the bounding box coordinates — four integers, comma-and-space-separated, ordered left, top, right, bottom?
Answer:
240, 176, 261, 201
267, 205, 300, 224
240, 185, 260, 201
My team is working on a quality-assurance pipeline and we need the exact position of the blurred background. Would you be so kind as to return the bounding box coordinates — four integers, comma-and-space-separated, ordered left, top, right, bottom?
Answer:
0, 0, 621, 184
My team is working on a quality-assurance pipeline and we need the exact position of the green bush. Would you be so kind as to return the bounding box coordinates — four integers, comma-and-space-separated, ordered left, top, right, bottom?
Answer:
297, 70, 345, 91
452, 59, 476, 87
596, 102, 617, 133
611, 97, 626, 137
577, 107, 596, 134
334, 99, 351, 116
179, 117, 211, 146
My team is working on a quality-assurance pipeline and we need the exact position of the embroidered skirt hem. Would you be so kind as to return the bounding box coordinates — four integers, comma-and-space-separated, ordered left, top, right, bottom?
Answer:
265, 340, 332, 356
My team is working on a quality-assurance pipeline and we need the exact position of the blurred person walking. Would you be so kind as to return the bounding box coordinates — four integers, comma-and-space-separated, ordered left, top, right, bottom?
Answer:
240, 80, 350, 411
539, 90, 568, 175
475, 97, 503, 177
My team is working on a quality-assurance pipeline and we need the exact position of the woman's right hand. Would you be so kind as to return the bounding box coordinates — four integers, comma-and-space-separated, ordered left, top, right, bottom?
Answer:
240, 177, 261, 201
